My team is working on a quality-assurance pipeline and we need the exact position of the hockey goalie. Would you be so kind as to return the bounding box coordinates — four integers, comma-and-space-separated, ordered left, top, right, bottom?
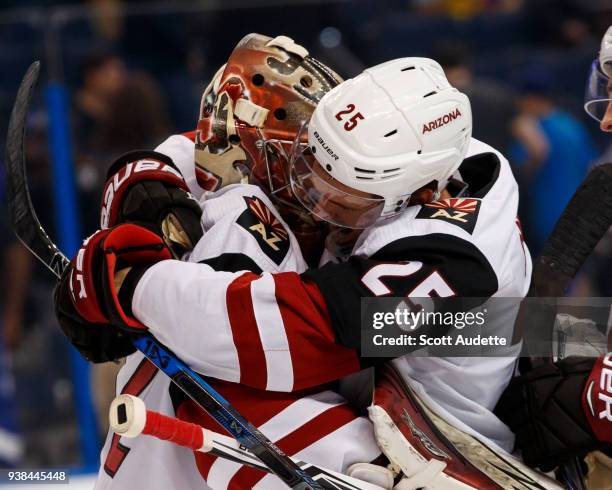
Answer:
52, 33, 611, 489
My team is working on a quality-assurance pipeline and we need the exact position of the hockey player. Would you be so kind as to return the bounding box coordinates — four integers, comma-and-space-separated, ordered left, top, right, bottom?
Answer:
56, 35, 383, 490
495, 25, 612, 483
585, 25, 612, 133
55, 35, 560, 488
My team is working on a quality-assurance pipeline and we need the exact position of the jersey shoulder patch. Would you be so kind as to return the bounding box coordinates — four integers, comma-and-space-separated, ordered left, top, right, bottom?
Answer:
236, 196, 290, 265
415, 197, 481, 234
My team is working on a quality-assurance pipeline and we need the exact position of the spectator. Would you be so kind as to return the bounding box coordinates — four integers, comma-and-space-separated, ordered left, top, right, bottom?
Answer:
72, 51, 127, 233
73, 51, 127, 152
100, 72, 170, 158
524, 0, 595, 48
510, 66, 598, 255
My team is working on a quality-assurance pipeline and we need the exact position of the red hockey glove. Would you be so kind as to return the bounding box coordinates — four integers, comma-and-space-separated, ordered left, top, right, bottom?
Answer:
100, 150, 203, 257
71, 223, 171, 330
54, 224, 171, 362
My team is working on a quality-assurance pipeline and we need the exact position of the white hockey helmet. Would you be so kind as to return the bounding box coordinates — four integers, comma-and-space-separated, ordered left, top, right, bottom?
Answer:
584, 25, 612, 124
289, 57, 472, 229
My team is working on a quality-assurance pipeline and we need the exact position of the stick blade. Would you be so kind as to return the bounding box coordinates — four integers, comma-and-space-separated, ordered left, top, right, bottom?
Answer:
4, 61, 67, 278
6, 61, 40, 228
533, 162, 612, 296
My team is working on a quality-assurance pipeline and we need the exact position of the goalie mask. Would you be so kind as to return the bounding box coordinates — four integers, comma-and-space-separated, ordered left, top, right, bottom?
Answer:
584, 25, 612, 128
195, 32, 343, 215
289, 57, 472, 229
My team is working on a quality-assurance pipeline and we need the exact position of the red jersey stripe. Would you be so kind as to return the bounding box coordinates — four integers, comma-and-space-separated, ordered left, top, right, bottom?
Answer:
176, 379, 309, 480
228, 403, 359, 489
273, 273, 360, 390
181, 130, 197, 142
226, 272, 268, 389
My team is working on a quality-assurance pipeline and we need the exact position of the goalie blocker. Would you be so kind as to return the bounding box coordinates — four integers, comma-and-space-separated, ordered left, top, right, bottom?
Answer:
100, 150, 203, 257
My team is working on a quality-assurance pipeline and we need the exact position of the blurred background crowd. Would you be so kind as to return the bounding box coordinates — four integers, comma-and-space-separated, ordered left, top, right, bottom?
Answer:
0, 0, 611, 481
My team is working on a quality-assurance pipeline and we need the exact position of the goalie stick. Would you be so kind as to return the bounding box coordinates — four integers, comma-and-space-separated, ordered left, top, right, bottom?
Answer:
4, 61, 324, 490
108, 394, 384, 490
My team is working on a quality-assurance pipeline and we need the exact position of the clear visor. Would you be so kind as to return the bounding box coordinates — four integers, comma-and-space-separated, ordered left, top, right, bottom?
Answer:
584, 59, 612, 122
289, 145, 388, 229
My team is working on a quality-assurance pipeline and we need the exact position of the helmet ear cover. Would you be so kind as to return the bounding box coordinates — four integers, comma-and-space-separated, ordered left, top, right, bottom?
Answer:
599, 25, 612, 78
584, 26, 612, 122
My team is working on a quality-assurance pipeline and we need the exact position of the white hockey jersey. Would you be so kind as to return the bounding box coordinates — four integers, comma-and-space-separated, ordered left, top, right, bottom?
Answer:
94, 182, 381, 489
94, 133, 531, 488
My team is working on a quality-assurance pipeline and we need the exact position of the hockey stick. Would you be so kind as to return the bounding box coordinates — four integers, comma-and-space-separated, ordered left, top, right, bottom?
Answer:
5, 61, 67, 278
517, 161, 612, 361
4, 61, 321, 490
109, 394, 385, 490
531, 161, 612, 298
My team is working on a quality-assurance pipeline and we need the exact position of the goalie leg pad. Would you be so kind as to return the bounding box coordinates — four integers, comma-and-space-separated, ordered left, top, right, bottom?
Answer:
370, 365, 565, 490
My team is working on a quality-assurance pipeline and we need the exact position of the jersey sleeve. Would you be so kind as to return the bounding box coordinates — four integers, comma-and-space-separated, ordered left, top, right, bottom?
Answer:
301, 233, 499, 352
132, 261, 360, 392
131, 233, 498, 392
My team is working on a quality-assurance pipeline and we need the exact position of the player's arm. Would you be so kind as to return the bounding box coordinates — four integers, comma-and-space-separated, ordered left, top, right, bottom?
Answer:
127, 232, 498, 391
129, 260, 361, 391
55, 219, 497, 392
301, 233, 499, 351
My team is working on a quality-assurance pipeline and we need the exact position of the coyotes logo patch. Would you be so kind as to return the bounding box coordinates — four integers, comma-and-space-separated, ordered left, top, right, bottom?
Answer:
416, 198, 481, 234
237, 196, 290, 265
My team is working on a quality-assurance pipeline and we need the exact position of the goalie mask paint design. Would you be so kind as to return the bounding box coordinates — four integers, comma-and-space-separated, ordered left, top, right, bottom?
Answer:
195, 32, 343, 209
195, 34, 343, 264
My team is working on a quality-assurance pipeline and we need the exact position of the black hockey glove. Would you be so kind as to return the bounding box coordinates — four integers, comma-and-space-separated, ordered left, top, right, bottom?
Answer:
100, 150, 203, 258
54, 271, 135, 363
495, 356, 612, 471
